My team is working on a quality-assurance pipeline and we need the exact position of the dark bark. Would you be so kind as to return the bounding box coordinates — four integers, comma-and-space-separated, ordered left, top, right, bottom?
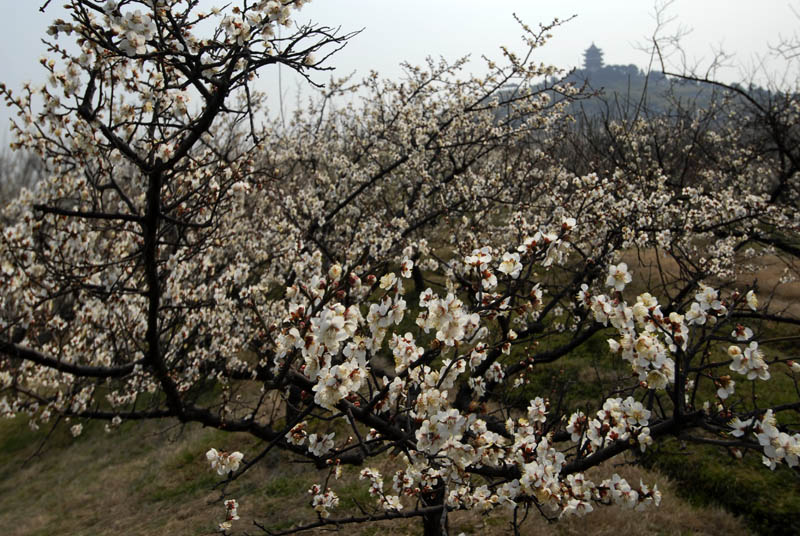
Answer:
421, 486, 447, 536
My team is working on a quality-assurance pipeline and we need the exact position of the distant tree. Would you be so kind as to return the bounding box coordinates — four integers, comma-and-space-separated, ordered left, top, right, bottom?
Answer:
0, 149, 42, 209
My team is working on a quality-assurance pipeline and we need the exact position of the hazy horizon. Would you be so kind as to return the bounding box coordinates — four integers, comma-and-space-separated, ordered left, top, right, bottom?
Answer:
2, 1, 798, 141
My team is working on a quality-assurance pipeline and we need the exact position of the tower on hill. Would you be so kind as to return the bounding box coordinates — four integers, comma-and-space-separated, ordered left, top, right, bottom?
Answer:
583, 43, 604, 72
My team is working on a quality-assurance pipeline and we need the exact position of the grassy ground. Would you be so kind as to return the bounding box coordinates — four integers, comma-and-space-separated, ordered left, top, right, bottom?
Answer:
0, 417, 236, 535
0, 409, 754, 536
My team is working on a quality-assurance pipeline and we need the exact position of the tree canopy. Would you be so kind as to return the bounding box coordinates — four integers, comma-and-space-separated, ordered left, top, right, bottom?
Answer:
1, 2, 799, 535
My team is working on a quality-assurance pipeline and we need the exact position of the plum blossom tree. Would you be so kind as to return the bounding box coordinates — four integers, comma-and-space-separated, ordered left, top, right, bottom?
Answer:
1, 2, 800, 535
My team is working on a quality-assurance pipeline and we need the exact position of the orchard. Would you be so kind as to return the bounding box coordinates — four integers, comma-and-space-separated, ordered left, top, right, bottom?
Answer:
1, 2, 799, 535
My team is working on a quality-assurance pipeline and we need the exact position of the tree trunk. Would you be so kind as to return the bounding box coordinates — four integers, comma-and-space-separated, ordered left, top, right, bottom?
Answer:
421, 486, 447, 536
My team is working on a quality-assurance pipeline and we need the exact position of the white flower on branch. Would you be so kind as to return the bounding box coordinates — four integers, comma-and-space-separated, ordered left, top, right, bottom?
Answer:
206, 448, 244, 475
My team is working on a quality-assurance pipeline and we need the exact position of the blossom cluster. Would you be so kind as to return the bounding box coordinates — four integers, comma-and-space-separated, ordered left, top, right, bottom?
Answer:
359, 468, 403, 511
584, 285, 678, 390
206, 449, 244, 475
566, 397, 652, 453
728, 342, 770, 381
754, 411, 800, 469
309, 484, 339, 518
218, 499, 240, 532
104, 2, 157, 56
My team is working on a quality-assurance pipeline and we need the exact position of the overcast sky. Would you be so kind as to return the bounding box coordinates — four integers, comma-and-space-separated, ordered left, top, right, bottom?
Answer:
1, 1, 798, 140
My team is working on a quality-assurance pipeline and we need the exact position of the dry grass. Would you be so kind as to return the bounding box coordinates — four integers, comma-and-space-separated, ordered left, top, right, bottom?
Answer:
622, 247, 800, 318
0, 418, 244, 535
747, 254, 800, 317
0, 413, 754, 536
508, 463, 751, 536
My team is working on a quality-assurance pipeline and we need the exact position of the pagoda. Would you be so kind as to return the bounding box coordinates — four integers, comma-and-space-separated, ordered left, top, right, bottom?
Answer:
583, 43, 604, 72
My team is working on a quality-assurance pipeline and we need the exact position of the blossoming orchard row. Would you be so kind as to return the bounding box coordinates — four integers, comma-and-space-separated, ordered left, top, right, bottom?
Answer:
1, 1, 799, 534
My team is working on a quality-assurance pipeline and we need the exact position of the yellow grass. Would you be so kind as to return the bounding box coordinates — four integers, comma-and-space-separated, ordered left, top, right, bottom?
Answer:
622, 247, 800, 318
0, 414, 754, 536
